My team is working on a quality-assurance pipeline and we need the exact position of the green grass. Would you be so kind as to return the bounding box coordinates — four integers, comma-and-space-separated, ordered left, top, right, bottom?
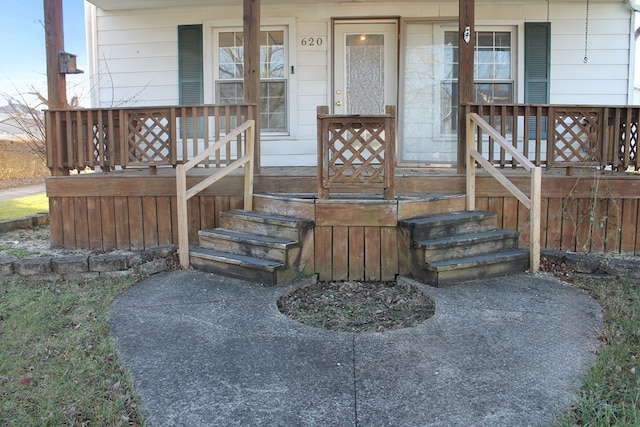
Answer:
0, 276, 144, 426
556, 275, 640, 426
0, 194, 49, 221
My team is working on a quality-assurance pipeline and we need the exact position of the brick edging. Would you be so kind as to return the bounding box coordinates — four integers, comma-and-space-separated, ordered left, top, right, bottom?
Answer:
0, 245, 177, 282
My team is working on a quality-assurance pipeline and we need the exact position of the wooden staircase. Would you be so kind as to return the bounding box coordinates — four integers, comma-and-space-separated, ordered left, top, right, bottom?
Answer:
188, 195, 529, 287
398, 210, 529, 287
190, 210, 314, 286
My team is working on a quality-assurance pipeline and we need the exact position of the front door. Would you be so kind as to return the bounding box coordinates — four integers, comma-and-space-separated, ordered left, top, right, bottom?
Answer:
333, 21, 398, 115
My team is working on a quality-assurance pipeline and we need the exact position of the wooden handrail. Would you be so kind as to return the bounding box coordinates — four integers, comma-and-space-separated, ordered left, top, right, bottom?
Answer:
466, 112, 541, 273
175, 120, 256, 269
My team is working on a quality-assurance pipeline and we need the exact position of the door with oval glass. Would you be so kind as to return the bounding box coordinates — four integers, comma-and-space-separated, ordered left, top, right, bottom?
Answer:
333, 21, 398, 115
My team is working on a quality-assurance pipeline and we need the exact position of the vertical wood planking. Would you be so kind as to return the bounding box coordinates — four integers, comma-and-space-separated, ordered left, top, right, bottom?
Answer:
128, 197, 144, 250
517, 201, 530, 247
502, 197, 518, 231
605, 198, 622, 253
348, 226, 365, 280
475, 197, 489, 212
575, 198, 592, 252
100, 196, 116, 250
315, 226, 332, 281
590, 198, 607, 252
156, 196, 173, 245
114, 197, 130, 249
49, 197, 64, 247
199, 196, 215, 230
170, 196, 179, 244
230, 195, 244, 211
188, 196, 201, 244
61, 197, 76, 248
539, 197, 550, 248
561, 197, 578, 251
332, 226, 349, 281
546, 198, 563, 249
380, 227, 398, 281
364, 227, 381, 281
86, 196, 102, 250
620, 198, 638, 253
214, 196, 230, 227
142, 196, 159, 248
488, 197, 503, 228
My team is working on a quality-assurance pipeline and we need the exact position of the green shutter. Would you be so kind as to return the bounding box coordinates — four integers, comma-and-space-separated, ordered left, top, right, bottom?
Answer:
525, 22, 550, 138
178, 25, 203, 137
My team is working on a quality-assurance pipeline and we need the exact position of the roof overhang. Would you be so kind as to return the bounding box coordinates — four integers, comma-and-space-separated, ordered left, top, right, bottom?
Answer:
85, 0, 382, 10
85, 0, 639, 12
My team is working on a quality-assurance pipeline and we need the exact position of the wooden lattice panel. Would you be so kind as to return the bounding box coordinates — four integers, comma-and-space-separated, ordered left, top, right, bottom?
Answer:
617, 119, 639, 168
317, 106, 396, 200
553, 109, 600, 164
125, 109, 172, 166
326, 123, 386, 184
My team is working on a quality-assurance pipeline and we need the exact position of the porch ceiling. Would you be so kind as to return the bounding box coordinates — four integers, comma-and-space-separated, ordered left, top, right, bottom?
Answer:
86, 0, 633, 11
86, 0, 391, 11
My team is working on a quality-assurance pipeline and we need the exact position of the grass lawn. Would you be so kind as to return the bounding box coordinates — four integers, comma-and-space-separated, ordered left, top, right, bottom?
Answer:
0, 276, 144, 426
555, 275, 640, 426
0, 194, 49, 221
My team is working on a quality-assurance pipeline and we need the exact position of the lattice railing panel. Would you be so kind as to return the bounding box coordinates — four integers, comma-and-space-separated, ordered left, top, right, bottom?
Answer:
553, 109, 600, 164
317, 106, 396, 199
326, 124, 386, 184
125, 110, 172, 166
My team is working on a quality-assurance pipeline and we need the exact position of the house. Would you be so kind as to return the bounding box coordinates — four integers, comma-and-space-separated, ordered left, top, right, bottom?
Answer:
43, 0, 640, 284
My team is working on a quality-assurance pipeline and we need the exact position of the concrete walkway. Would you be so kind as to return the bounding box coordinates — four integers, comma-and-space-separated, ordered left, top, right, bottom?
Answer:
0, 183, 45, 202
108, 271, 602, 427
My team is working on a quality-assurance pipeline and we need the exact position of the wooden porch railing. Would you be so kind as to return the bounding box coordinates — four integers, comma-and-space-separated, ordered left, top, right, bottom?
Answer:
466, 112, 542, 273
45, 104, 258, 175
176, 120, 256, 269
317, 105, 396, 200
465, 103, 640, 172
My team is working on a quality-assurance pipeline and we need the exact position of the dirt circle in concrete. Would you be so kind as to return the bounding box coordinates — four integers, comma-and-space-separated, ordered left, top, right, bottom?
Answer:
277, 279, 435, 333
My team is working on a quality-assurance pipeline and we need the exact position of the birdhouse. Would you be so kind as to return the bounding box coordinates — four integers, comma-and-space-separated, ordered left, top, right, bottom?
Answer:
58, 51, 83, 74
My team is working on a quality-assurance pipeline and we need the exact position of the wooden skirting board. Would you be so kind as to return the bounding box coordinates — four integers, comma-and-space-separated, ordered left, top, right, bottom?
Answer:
46, 170, 640, 264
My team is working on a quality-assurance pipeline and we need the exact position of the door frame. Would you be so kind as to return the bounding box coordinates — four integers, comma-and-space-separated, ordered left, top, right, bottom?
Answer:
331, 18, 400, 115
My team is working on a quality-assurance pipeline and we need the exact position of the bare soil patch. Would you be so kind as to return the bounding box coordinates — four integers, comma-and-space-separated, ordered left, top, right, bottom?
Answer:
278, 280, 435, 333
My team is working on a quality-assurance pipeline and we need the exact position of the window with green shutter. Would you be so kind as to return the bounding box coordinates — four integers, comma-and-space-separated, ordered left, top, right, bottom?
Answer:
178, 24, 203, 138
525, 22, 550, 138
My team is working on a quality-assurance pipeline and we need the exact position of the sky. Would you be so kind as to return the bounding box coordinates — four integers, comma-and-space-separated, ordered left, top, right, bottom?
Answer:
0, 0, 88, 107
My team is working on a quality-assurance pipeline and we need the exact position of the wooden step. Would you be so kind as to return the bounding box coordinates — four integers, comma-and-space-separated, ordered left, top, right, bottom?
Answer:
219, 210, 313, 241
423, 249, 530, 287
189, 247, 288, 286
416, 229, 520, 263
198, 228, 297, 263
399, 210, 498, 241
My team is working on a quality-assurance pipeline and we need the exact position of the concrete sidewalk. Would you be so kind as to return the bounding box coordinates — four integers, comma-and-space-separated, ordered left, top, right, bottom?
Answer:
0, 183, 45, 202
108, 271, 602, 427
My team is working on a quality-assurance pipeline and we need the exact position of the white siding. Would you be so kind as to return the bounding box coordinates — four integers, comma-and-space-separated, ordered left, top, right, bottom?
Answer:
87, 1, 634, 166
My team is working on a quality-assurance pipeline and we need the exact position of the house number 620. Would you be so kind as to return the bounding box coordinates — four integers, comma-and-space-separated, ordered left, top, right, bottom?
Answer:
300, 37, 324, 47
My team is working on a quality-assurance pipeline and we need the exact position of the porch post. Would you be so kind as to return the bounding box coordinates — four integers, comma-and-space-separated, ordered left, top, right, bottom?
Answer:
244, 0, 261, 173
457, 0, 474, 173
44, 0, 67, 109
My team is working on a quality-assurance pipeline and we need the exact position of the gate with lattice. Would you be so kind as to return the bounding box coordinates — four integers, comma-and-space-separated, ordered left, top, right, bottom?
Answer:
317, 105, 396, 200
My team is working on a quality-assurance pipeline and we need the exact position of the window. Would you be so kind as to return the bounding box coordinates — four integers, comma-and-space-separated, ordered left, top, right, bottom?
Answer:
442, 29, 514, 131
216, 29, 287, 132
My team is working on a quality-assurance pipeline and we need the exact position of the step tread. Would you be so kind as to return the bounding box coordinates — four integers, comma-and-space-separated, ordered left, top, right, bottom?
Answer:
199, 228, 297, 247
399, 210, 496, 227
190, 247, 285, 271
415, 229, 519, 248
222, 210, 314, 226
425, 249, 529, 271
